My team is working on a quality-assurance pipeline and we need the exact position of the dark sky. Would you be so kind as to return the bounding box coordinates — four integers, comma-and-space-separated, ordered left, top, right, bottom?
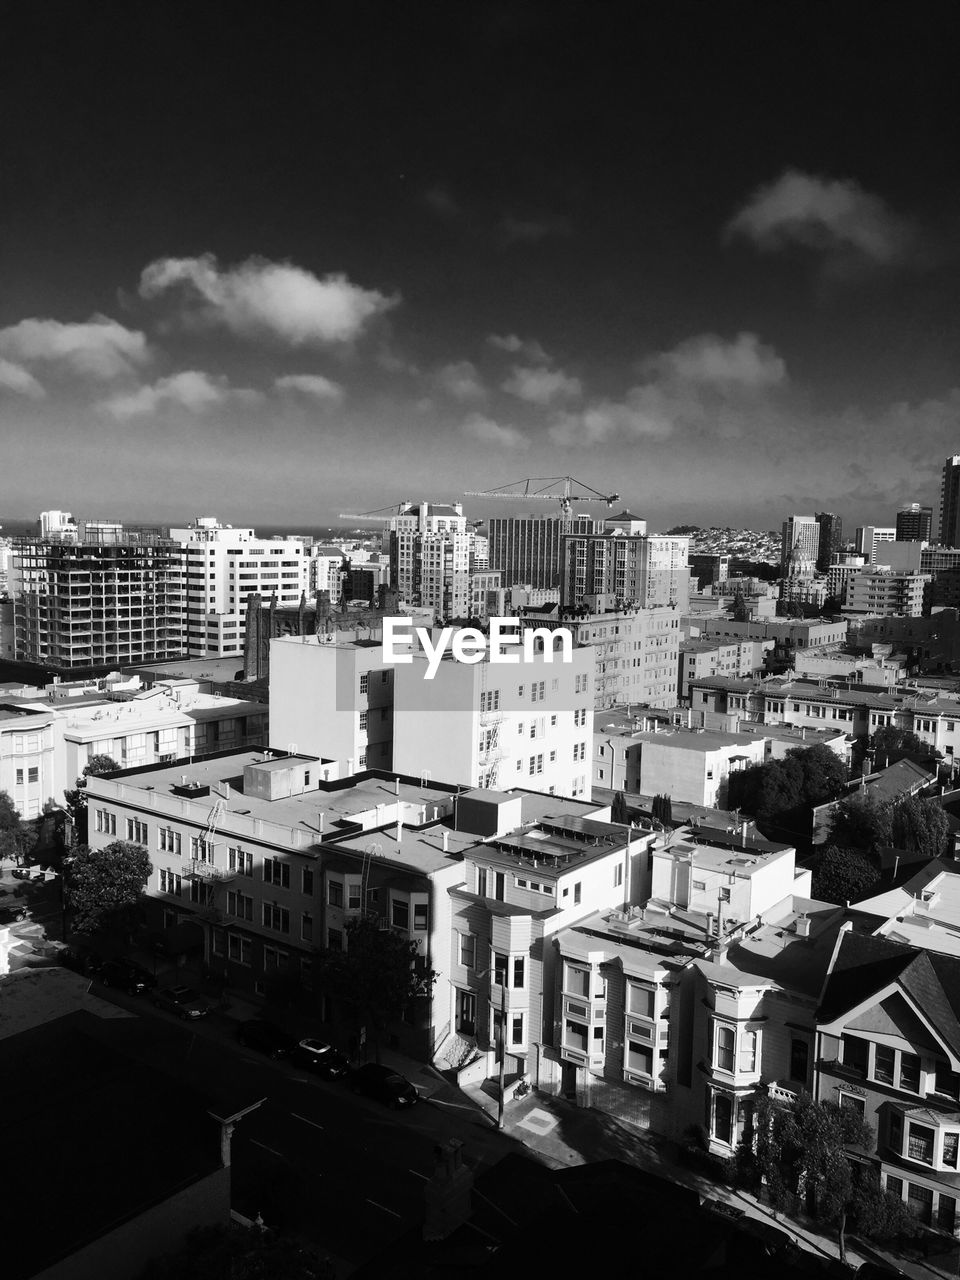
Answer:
2, 0, 958, 531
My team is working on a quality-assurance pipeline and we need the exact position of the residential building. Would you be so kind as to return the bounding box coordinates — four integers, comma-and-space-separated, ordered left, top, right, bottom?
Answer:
169, 516, 309, 658
12, 534, 186, 669
592, 719, 766, 805
488, 514, 604, 590
780, 516, 820, 576
678, 637, 773, 700
856, 525, 898, 564
816, 512, 843, 572
688, 552, 731, 589
560, 529, 690, 611
940, 455, 960, 549
843, 569, 930, 618
897, 503, 934, 543
468, 569, 502, 620
388, 502, 481, 620
308, 544, 346, 603
826, 553, 866, 606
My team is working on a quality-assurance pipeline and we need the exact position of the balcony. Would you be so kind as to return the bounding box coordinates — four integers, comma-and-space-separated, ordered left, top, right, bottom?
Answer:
184, 860, 236, 883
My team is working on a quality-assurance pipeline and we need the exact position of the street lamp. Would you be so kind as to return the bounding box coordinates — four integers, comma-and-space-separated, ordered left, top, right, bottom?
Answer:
477, 963, 507, 1129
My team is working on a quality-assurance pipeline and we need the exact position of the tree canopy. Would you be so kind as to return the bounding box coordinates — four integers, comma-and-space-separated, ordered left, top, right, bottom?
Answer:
312, 914, 437, 1060
64, 839, 152, 937
611, 792, 629, 824
870, 725, 932, 768
729, 745, 847, 841
63, 755, 120, 845
0, 789, 32, 864
829, 791, 948, 860
811, 844, 881, 904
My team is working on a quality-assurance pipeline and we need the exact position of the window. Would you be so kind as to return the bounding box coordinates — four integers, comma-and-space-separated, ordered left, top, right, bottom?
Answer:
158, 827, 181, 855
391, 897, 409, 929
511, 1014, 524, 1046
626, 1041, 653, 1075
613, 863, 623, 888
900, 1053, 921, 1093
328, 880, 344, 907
713, 1093, 733, 1145
359, 711, 368, 731
715, 1024, 735, 1072
15, 769, 23, 785
27, 766, 38, 784
228, 935, 252, 965
459, 934, 476, 968
344, 880, 362, 909
229, 848, 253, 876
874, 1044, 894, 1084
360, 673, 369, 694
907, 1183, 933, 1226
939, 1194, 957, 1233
456, 990, 476, 1036
413, 902, 428, 930
565, 964, 590, 997
125, 818, 148, 843
477, 868, 487, 897
908, 1124, 935, 1164
302, 866, 314, 896
212, 928, 225, 956
264, 946, 289, 972
494, 952, 508, 986
945, 1133, 959, 1170
790, 1038, 809, 1084
718, 887, 730, 903
227, 891, 253, 921
565, 1020, 589, 1055
95, 809, 116, 835
262, 903, 290, 933
839, 1092, 866, 1117
301, 912, 313, 942
841, 1034, 869, 1077
159, 868, 181, 896
513, 956, 525, 988
628, 985, 654, 1018
328, 928, 343, 952
573, 881, 581, 905
263, 857, 290, 889
739, 1029, 758, 1073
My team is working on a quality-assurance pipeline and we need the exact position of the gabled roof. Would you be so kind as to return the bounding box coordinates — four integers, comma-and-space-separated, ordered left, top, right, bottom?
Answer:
819, 930, 960, 1061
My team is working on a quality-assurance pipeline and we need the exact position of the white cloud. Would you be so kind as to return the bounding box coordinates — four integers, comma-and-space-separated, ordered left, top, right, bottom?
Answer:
0, 358, 45, 398
103, 370, 259, 419
499, 214, 572, 245
503, 364, 582, 405
435, 360, 486, 402
461, 412, 528, 451
275, 373, 345, 403
139, 253, 398, 346
487, 333, 550, 363
640, 332, 786, 390
0, 315, 149, 380
725, 170, 918, 265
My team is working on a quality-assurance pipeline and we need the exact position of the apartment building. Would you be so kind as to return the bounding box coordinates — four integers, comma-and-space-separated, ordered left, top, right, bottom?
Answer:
521, 603, 682, 709
856, 525, 898, 564
592, 720, 766, 806
169, 517, 308, 658
386, 501, 486, 620
0, 706, 59, 819
843, 569, 930, 618
679, 636, 773, 700
488, 515, 604, 589
560, 530, 691, 612
12, 535, 186, 668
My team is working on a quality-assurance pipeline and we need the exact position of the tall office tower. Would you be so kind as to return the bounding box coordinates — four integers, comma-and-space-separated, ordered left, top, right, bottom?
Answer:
815, 512, 843, 572
940, 456, 960, 548
780, 516, 820, 576
560, 529, 690, 610
895, 503, 933, 543
488, 515, 604, 589
854, 525, 897, 565
169, 517, 308, 658
13, 532, 185, 668
388, 501, 479, 620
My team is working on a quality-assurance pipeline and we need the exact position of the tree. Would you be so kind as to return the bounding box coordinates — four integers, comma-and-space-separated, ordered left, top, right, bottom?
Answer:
851, 1174, 920, 1245
828, 790, 894, 854
0, 789, 32, 865
611, 792, 629, 825
312, 915, 437, 1061
141, 1223, 335, 1280
754, 1090, 873, 1264
870, 725, 931, 768
731, 745, 847, 842
64, 839, 152, 938
63, 755, 120, 845
812, 844, 880, 904
890, 794, 949, 861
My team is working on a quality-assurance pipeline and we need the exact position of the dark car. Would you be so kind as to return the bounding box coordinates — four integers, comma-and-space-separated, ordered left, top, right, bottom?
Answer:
295, 1037, 350, 1079
237, 1020, 299, 1058
350, 1062, 419, 1108
152, 985, 211, 1019
97, 958, 157, 995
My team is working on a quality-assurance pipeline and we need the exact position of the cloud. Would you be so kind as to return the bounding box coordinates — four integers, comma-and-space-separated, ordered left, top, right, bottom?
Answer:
139, 253, 398, 346
503, 364, 582, 405
103, 370, 260, 419
275, 373, 345, 403
487, 333, 550, 363
725, 170, 919, 265
434, 360, 486, 402
499, 214, 572, 245
0, 358, 45, 398
640, 331, 786, 390
422, 184, 460, 218
461, 412, 528, 451
549, 331, 787, 447
0, 315, 149, 380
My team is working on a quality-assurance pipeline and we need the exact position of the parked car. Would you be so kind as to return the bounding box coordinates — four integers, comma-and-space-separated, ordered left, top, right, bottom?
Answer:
152, 985, 211, 1019
350, 1063, 419, 1108
97, 958, 157, 995
237, 1020, 298, 1058
295, 1038, 350, 1078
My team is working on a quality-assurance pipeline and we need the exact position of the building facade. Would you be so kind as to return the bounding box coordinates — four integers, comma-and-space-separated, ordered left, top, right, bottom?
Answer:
488, 515, 604, 590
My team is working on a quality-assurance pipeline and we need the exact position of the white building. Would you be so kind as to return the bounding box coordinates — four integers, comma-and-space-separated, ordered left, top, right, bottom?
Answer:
855, 525, 898, 564
843, 569, 930, 618
593, 719, 766, 806
169, 517, 309, 658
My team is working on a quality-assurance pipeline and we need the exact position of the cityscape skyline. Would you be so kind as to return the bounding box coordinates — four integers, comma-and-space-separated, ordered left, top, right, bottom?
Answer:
2, 3, 958, 529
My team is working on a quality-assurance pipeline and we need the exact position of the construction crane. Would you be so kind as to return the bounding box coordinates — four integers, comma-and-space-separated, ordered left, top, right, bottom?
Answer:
464, 476, 619, 517
337, 502, 414, 524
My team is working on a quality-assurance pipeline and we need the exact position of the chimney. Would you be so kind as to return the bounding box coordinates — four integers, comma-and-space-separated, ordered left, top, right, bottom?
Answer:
442, 830, 449, 853
741, 821, 747, 848
396, 818, 403, 844
706, 911, 714, 940
795, 914, 811, 938
395, 777, 400, 796
318, 812, 324, 834
223, 781, 231, 799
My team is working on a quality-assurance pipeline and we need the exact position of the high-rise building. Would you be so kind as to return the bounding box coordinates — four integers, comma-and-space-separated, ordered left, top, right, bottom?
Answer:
939, 455, 960, 548
388, 501, 483, 621
814, 512, 842, 572
896, 503, 933, 543
12, 534, 185, 668
488, 515, 604, 590
169, 517, 309, 658
854, 526, 897, 564
560, 527, 690, 611
780, 516, 819, 576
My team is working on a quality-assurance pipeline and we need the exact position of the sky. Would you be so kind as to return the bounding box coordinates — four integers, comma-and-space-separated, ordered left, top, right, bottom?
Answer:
1, 0, 958, 533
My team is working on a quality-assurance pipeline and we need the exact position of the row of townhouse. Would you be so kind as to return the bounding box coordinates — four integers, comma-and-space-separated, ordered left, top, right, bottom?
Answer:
689, 673, 960, 761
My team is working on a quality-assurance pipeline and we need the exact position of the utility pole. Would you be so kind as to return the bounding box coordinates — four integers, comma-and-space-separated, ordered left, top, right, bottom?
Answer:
497, 977, 506, 1130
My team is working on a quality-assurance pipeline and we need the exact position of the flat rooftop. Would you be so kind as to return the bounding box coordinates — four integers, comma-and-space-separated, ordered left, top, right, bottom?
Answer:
595, 721, 761, 754
128, 656, 247, 682
655, 836, 793, 877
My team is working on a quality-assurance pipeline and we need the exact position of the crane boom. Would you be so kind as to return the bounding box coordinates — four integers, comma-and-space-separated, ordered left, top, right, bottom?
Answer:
337, 501, 412, 522
465, 476, 619, 516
